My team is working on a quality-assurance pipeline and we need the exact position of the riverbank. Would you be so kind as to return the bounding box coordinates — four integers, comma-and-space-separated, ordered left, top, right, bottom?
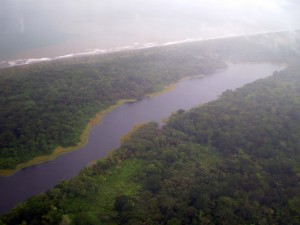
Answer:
0, 63, 285, 216
0, 61, 283, 177
0, 99, 137, 177
147, 75, 206, 99
120, 124, 146, 144
0, 80, 185, 177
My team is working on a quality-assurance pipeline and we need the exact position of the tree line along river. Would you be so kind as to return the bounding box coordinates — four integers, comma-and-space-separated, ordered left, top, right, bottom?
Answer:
0, 63, 284, 214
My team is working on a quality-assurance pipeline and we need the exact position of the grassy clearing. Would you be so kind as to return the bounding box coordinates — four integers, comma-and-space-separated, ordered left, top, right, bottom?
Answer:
63, 159, 143, 221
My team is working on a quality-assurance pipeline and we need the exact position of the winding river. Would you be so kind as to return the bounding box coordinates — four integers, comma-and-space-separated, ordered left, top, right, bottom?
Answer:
0, 63, 284, 214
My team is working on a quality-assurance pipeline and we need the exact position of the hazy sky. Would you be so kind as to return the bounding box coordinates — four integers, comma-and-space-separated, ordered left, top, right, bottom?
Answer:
0, 0, 299, 60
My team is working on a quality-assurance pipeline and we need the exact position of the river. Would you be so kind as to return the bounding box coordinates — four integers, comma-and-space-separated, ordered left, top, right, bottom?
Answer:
0, 63, 284, 214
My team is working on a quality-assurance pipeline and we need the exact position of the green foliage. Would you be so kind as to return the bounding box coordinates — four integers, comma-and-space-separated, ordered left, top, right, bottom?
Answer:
3, 64, 300, 224
1, 31, 300, 224
0, 45, 225, 169
1, 30, 299, 169
1, 159, 143, 225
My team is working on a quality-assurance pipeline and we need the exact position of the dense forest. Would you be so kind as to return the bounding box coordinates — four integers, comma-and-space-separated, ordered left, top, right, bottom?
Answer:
0, 48, 225, 170
1, 62, 300, 224
0, 30, 299, 170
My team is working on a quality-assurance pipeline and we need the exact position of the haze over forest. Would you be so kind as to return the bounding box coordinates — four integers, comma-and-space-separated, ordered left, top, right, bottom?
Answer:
1, 0, 300, 61
1, 0, 300, 224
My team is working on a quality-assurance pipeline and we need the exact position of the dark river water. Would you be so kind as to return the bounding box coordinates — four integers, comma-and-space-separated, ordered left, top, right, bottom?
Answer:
0, 63, 284, 214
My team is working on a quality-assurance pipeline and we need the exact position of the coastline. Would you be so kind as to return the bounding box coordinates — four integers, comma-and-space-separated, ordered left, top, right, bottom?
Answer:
2, 30, 285, 69
0, 80, 184, 177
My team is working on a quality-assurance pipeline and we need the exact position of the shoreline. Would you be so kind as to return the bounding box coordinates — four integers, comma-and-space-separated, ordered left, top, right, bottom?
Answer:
0, 99, 136, 177
146, 74, 206, 98
120, 123, 146, 144
0, 80, 184, 177
1, 29, 292, 70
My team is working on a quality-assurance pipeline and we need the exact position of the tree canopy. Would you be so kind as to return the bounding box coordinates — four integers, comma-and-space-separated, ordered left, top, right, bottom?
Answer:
2, 62, 300, 225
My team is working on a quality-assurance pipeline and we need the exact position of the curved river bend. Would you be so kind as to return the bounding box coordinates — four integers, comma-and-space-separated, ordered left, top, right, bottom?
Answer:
0, 63, 284, 214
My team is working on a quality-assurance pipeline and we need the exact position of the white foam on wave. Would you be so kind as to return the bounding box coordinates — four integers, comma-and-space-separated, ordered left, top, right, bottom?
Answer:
8, 59, 26, 66
141, 43, 159, 49
8, 61, 16, 66
86, 49, 106, 53
163, 38, 201, 46
163, 41, 179, 46
54, 54, 75, 59
25, 58, 51, 63
6, 58, 51, 67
